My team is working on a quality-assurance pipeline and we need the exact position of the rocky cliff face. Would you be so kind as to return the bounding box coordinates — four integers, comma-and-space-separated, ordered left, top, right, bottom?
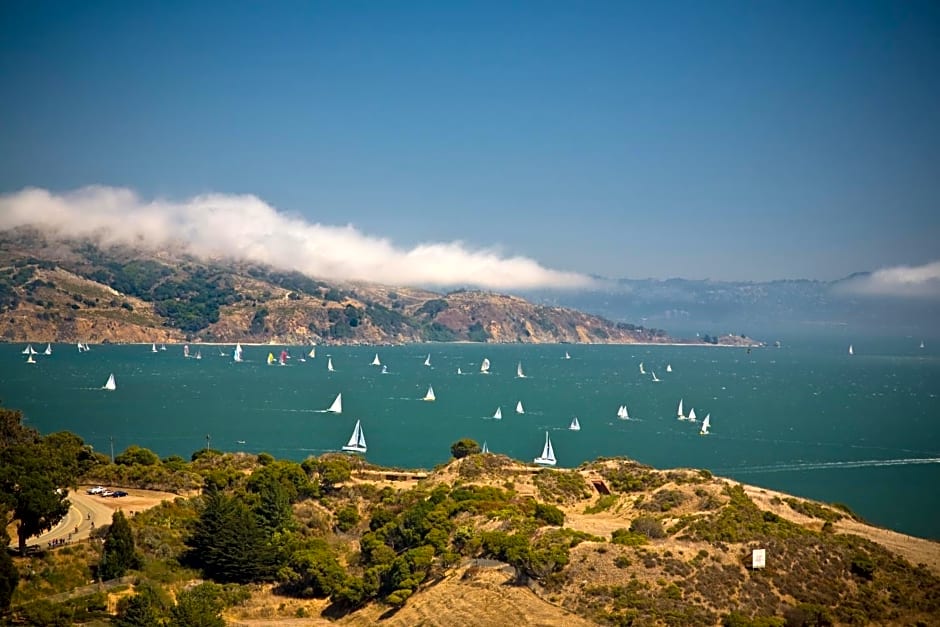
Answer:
0, 230, 750, 346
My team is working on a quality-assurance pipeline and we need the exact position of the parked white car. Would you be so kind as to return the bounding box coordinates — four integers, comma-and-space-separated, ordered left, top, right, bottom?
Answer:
86, 486, 106, 495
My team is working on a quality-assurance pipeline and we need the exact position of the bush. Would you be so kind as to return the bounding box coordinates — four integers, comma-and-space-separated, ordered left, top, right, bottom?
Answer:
534, 503, 565, 526
450, 439, 480, 459
611, 528, 649, 546
115, 445, 160, 466
629, 516, 666, 539
336, 505, 360, 532
850, 554, 875, 580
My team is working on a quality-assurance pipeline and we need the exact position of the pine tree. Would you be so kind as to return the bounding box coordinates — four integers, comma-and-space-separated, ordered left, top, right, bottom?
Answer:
99, 510, 140, 580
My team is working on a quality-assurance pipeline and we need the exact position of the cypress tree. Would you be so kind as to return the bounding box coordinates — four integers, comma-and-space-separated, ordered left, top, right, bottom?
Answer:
99, 510, 141, 580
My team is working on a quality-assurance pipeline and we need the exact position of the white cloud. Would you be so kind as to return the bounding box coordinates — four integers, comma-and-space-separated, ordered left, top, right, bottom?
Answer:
837, 261, 940, 298
0, 186, 594, 290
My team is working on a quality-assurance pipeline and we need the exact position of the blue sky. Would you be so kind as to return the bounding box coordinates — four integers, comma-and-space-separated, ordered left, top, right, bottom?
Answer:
1, 1, 939, 283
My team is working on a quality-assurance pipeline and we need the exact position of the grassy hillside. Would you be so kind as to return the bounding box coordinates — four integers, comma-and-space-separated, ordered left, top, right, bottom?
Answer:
7, 445, 939, 626
0, 229, 706, 346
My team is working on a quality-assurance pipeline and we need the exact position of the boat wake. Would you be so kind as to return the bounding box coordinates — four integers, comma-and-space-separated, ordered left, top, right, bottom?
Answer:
717, 457, 940, 475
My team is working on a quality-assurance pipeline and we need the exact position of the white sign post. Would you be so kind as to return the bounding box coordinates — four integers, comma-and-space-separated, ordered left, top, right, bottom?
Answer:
752, 548, 766, 569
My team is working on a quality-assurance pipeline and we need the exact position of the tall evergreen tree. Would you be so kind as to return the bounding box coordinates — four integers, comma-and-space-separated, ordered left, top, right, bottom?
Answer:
188, 488, 276, 583
99, 510, 141, 580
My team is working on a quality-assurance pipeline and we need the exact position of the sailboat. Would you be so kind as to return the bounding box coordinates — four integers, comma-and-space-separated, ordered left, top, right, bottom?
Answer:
564, 351, 571, 360
326, 393, 342, 413
666, 364, 672, 373
279, 350, 288, 366
381, 365, 388, 374
456, 367, 463, 375
516, 362, 526, 378
308, 347, 316, 359
233, 343, 243, 362
651, 372, 660, 382
920, 341, 926, 349
160, 344, 167, 351
195, 350, 202, 360
151, 343, 158, 353
677, 399, 686, 420
423, 385, 436, 402
80, 342, 90, 352
515, 401, 524, 414
700, 414, 711, 435
569, 416, 581, 431
183, 344, 190, 358
617, 405, 629, 420
688, 407, 697, 422
481, 441, 489, 454
492, 407, 502, 420
639, 362, 646, 375
267, 352, 275, 365
43, 343, 52, 355
22, 344, 35, 355
26, 353, 36, 364
371, 353, 381, 366
76, 342, 84, 352
341, 419, 367, 453
102, 373, 116, 391
480, 358, 490, 374
424, 354, 431, 367
327, 357, 335, 372
848, 344, 854, 356
533, 432, 556, 466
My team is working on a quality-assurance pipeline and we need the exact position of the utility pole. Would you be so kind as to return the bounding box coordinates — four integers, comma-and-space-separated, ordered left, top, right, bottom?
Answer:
206, 433, 211, 451
110, 436, 114, 464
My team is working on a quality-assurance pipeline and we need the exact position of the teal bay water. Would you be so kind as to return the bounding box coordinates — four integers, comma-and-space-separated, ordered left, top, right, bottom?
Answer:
1, 339, 938, 540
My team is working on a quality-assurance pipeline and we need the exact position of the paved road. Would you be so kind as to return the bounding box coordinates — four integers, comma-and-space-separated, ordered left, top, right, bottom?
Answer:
8, 487, 169, 551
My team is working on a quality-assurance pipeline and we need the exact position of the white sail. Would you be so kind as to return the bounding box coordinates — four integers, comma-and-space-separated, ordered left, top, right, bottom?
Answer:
480, 358, 490, 374
457, 367, 463, 375
688, 407, 697, 422
103, 373, 116, 391
151, 343, 158, 352
651, 372, 660, 382
327, 357, 335, 372
639, 362, 646, 375
564, 351, 570, 360
515, 401, 524, 414
534, 432, 556, 466
22, 344, 31, 355
666, 364, 672, 372
326, 393, 342, 413
160, 344, 167, 351
381, 365, 388, 374
424, 354, 431, 367
700, 414, 711, 435
233, 343, 243, 362
569, 416, 581, 431
920, 341, 925, 349
617, 405, 629, 420
44, 343, 52, 355
677, 399, 685, 420
481, 441, 489, 454
371, 353, 381, 366
26, 353, 36, 364
493, 407, 502, 420
516, 362, 526, 378
309, 347, 316, 358
848, 344, 854, 356
423, 385, 435, 402
342, 419, 367, 453
76, 342, 83, 352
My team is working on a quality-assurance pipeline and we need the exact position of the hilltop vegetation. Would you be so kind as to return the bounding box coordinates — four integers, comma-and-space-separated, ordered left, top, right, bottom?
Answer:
2, 405, 938, 625
0, 228, 703, 346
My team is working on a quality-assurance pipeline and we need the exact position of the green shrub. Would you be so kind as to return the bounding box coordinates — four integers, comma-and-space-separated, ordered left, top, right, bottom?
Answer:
534, 503, 565, 526
630, 516, 666, 539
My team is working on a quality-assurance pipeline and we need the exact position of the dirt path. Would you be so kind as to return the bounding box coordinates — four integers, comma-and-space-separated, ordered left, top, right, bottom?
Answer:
9, 486, 179, 550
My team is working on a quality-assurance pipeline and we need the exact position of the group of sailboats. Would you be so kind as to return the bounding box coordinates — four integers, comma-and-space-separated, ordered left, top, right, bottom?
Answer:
616, 405, 629, 420
677, 399, 712, 435
22, 343, 54, 363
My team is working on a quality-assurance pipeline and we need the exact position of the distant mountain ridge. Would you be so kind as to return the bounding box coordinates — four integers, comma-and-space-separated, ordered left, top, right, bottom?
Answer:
525, 273, 940, 337
0, 229, 751, 346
